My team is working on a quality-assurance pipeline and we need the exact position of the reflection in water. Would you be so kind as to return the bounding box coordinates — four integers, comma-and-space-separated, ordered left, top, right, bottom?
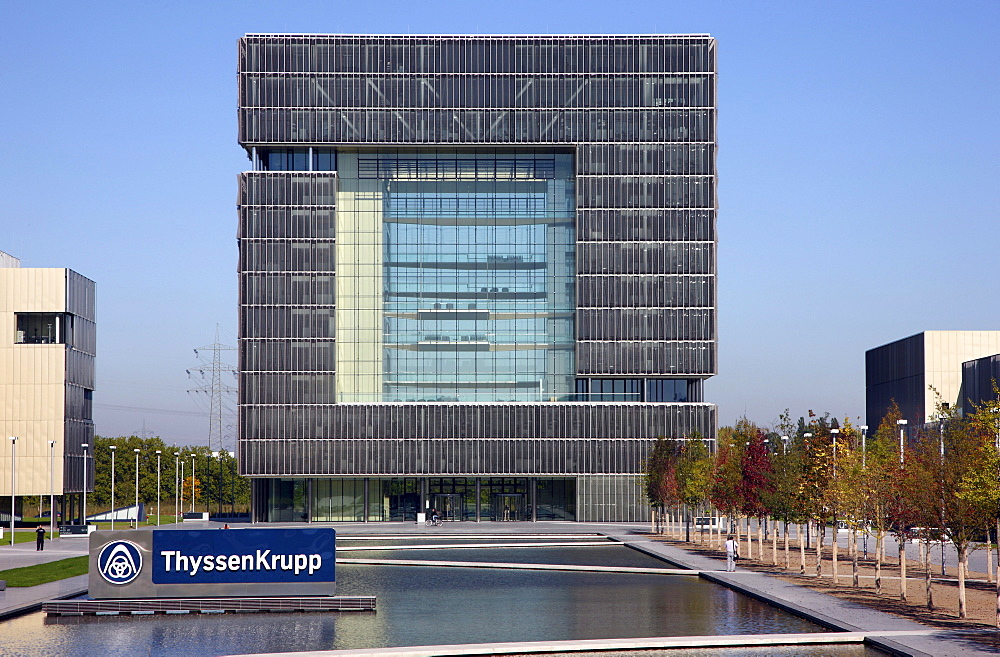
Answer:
2, 545, 869, 656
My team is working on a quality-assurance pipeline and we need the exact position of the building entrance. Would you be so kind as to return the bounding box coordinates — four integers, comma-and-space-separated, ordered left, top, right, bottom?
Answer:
491, 493, 525, 521
430, 494, 464, 522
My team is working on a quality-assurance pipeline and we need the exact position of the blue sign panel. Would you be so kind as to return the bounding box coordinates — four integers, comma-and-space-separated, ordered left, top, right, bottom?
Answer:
151, 528, 335, 585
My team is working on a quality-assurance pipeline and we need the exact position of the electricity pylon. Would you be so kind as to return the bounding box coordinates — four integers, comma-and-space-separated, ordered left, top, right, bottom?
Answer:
186, 324, 237, 453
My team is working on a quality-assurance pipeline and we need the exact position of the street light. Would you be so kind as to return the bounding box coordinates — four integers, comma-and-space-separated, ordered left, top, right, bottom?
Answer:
81, 443, 89, 525
174, 452, 180, 521
860, 425, 868, 469
48, 440, 56, 538
179, 458, 185, 519
780, 435, 789, 454
134, 448, 140, 527
802, 433, 812, 550
9, 436, 17, 547
830, 428, 840, 476
897, 419, 908, 465
156, 450, 162, 526
109, 445, 117, 530
190, 455, 196, 513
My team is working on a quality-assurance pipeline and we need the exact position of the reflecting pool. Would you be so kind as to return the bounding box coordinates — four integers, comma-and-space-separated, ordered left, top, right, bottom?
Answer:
0, 542, 882, 656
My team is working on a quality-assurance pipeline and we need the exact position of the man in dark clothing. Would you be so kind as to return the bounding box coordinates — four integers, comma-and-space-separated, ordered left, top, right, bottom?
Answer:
35, 526, 46, 551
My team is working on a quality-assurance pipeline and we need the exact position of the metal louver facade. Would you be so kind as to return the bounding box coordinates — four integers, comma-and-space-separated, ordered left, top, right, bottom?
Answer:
237, 35, 717, 522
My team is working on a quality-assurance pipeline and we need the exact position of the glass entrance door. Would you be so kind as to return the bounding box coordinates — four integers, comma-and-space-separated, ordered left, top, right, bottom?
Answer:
431, 494, 464, 521
491, 493, 525, 521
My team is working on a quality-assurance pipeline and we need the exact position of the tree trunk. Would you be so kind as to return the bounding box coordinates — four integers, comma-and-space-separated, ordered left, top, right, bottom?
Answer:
757, 517, 764, 563
772, 517, 778, 565
995, 518, 1000, 628
832, 521, 839, 584
986, 529, 994, 584
815, 521, 824, 579
898, 534, 907, 602
875, 533, 883, 595
784, 521, 790, 570
852, 528, 859, 587
924, 537, 933, 611
745, 517, 753, 560
799, 523, 807, 575
958, 544, 968, 619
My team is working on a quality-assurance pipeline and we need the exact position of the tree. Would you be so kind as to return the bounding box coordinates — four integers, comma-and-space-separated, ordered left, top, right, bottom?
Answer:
644, 438, 681, 533
676, 437, 713, 542
740, 427, 774, 560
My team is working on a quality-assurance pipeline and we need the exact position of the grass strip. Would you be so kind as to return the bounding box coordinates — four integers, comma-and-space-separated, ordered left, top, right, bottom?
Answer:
0, 556, 88, 587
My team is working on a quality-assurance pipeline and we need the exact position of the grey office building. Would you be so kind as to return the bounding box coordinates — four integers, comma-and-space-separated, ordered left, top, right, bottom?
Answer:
237, 35, 718, 522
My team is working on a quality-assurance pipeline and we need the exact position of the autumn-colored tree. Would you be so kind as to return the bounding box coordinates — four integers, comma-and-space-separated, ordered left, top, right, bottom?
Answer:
711, 426, 745, 538
676, 438, 713, 542
644, 438, 681, 533
740, 427, 774, 559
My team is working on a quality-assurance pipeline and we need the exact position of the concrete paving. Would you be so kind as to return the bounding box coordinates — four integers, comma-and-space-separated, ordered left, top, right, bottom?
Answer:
243, 631, 942, 657
0, 536, 90, 619
612, 532, 997, 657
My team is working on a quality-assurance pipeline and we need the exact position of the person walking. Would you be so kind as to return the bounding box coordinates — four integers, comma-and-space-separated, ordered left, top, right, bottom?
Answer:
725, 534, 738, 572
35, 525, 46, 551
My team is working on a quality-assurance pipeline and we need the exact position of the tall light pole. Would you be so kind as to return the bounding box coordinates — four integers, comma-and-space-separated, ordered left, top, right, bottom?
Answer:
134, 448, 140, 527
81, 443, 89, 525
9, 436, 18, 547
48, 440, 56, 538
803, 433, 813, 550
179, 458, 185, 518
859, 425, 868, 559
156, 450, 162, 526
830, 428, 840, 477
109, 445, 117, 530
897, 419, 908, 465
174, 452, 180, 521
780, 435, 789, 454
190, 455, 197, 512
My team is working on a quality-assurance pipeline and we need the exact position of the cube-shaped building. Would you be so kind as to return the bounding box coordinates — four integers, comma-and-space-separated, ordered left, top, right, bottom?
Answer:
0, 252, 95, 522
237, 35, 718, 522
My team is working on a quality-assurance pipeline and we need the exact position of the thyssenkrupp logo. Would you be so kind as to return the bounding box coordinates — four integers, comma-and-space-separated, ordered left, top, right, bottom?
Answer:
98, 540, 143, 585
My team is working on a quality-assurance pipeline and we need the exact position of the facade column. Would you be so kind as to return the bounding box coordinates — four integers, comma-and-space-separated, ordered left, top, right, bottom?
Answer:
475, 478, 481, 522
531, 478, 537, 522
363, 477, 369, 522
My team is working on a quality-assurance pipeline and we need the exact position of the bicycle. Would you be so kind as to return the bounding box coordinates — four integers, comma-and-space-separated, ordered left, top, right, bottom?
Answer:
425, 516, 443, 527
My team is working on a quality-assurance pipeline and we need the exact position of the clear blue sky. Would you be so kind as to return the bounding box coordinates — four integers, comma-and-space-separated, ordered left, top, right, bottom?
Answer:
3, 1, 998, 445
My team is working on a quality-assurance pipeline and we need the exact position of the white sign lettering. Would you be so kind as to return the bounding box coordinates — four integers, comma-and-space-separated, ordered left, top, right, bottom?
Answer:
159, 549, 323, 577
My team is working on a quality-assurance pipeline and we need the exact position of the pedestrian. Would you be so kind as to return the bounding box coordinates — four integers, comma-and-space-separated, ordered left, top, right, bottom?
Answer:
725, 534, 738, 572
35, 525, 46, 551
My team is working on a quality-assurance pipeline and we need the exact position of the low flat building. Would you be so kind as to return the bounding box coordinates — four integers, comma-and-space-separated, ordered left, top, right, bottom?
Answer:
866, 330, 1000, 429
0, 251, 95, 522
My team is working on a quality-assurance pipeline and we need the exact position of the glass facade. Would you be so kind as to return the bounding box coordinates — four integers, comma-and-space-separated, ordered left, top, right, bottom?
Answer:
237, 35, 718, 522
333, 149, 575, 403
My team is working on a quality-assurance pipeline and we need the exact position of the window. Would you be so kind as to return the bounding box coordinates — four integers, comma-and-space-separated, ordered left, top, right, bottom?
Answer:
15, 313, 68, 344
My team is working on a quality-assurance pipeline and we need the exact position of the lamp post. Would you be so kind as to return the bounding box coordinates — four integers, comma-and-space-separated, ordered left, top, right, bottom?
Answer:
156, 450, 162, 526
179, 458, 184, 520
780, 435, 789, 454
109, 445, 117, 530
897, 419, 908, 465
9, 436, 17, 547
190, 455, 196, 513
830, 428, 840, 477
803, 433, 813, 550
859, 426, 868, 558
938, 415, 947, 577
48, 440, 56, 538
81, 443, 89, 525
174, 452, 180, 521
134, 448, 140, 527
